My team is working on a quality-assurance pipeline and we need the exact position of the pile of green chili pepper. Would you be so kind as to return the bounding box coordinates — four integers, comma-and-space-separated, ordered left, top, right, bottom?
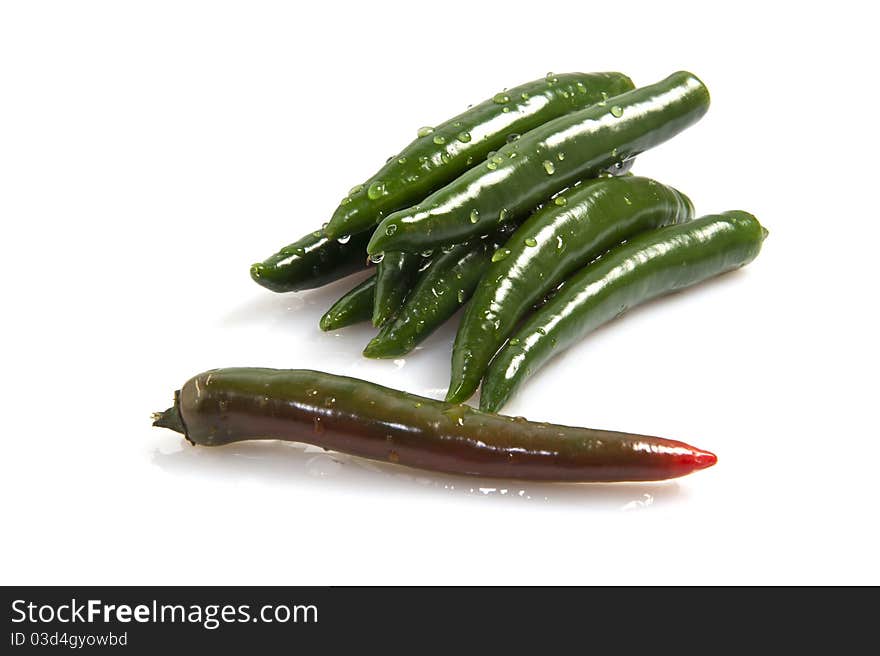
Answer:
156, 70, 766, 483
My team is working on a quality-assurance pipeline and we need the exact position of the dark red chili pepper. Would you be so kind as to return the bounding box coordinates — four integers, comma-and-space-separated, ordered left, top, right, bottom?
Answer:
153, 368, 717, 482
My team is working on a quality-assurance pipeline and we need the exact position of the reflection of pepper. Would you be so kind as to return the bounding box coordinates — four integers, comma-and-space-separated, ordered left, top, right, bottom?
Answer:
481, 212, 768, 411
153, 368, 716, 482
368, 71, 709, 255
250, 228, 370, 293
324, 72, 635, 240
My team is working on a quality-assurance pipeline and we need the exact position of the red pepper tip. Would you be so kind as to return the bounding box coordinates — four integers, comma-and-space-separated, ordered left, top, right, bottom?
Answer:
691, 448, 717, 471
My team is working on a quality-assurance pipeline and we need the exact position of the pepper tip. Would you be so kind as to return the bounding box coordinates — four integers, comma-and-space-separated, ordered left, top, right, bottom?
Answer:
362, 337, 402, 359
366, 225, 392, 256
445, 385, 467, 404
691, 448, 717, 471
362, 340, 383, 359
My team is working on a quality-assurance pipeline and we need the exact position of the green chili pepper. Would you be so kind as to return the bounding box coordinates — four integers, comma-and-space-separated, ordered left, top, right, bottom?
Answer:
319, 275, 376, 331
447, 175, 693, 403
480, 212, 768, 412
153, 368, 717, 482
250, 229, 370, 293
363, 238, 498, 359
324, 72, 635, 240
372, 251, 423, 327
367, 71, 709, 256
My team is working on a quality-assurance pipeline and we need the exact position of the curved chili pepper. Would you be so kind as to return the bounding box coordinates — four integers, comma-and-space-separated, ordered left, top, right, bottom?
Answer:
363, 238, 498, 358
323, 72, 635, 240
367, 71, 709, 256
250, 229, 370, 293
481, 212, 768, 411
447, 175, 693, 403
153, 368, 717, 482
372, 251, 423, 327
319, 274, 376, 331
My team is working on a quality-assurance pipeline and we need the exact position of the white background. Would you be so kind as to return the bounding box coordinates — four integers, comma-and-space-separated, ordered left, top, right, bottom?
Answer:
2, 1, 878, 585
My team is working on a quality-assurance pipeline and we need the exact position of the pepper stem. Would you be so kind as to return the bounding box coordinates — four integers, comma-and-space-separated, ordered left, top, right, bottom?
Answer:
152, 391, 185, 435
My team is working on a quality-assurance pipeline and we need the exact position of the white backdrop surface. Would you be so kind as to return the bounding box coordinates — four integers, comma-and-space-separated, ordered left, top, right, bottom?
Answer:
1, 1, 877, 584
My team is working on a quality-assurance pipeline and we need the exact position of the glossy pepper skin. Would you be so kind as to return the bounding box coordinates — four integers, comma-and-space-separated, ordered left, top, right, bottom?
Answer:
319, 275, 376, 331
363, 237, 499, 358
372, 251, 423, 327
368, 71, 709, 256
250, 229, 370, 293
447, 175, 693, 403
153, 368, 717, 482
323, 72, 635, 241
481, 212, 768, 412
